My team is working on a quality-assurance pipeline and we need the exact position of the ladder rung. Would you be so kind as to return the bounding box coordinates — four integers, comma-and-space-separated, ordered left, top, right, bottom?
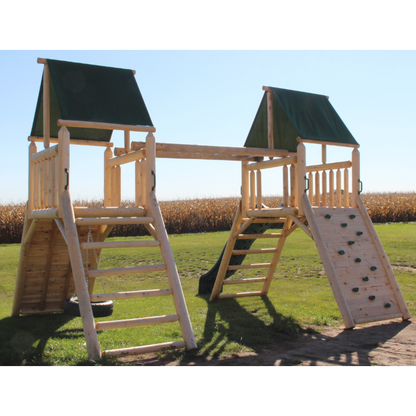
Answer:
90, 288, 173, 302
103, 341, 186, 357
237, 233, 282, 239
76, 217, 154, 226
223, 278, 266, 285
232, 248, 277, 255
86, 264, 166, 278
227, 263, 271, 271
218, 291, 262, 299
81, 240, 160, 250
96, 314, 179, 330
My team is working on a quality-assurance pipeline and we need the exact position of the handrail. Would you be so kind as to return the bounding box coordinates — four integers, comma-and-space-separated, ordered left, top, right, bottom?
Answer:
247, 156, 297, 171
306, 160, 352, 173
57, 119, 156, 133
30, 144, 58, 163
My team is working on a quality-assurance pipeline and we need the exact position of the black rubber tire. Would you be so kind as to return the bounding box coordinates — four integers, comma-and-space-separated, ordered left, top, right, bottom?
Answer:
63, 297, 114, 318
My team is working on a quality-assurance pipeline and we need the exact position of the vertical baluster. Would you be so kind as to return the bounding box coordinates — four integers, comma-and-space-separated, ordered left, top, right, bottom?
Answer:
283, 165, 289, 207
135, 160, 141, 207
351, 148, 360, 208
241, 160, 249, 216
250, 170, 256, 209
308, 171, 314, 206
111, 166, 117, 206
115, 166, 121, 206
39, 160, 44, 208
34, 162, 39, 209
140, 159, 147, 209
322, 170, 327, 206
51, 157, 56, 207
28, 142, 37, 212
344, 168, 349, 207
315, 171, 320, 206
336, 169, 342, 207
256, 170, 262, 209
46, 158, 52, 208
104, 147, 113, 207
329, 170, 334, 206
290, 164, 297, 207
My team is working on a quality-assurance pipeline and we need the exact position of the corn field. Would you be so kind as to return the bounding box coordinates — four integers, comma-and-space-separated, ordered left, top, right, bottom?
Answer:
1, 193, 416, 244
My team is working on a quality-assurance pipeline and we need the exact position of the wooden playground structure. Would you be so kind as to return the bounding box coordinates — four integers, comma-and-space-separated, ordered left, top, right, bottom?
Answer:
12, 58, 411, 361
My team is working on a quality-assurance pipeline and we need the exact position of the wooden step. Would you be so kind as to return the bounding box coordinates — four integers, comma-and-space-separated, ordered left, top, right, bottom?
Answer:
236, 233, 282, 239
90, 288, 172, 302
76, 217, 154, 226
232, 248, 277, 255
103, 340, 186, 357
86, 264, 166, 278
218, 291, 262, 299
96, 314, 179, 330
81, 240, 160, 250
223, 277, 266, 285
227, 263, 271, 271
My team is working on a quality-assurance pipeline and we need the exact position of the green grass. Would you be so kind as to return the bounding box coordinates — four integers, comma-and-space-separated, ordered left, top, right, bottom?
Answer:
0, 224, 415, 365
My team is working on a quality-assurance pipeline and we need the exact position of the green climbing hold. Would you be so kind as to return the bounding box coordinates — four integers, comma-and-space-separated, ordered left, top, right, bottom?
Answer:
349, 214, 356, 219
348, 241, 355, 245
338, 250, 345, 255
355, 258, 361, 263
370, 266, 377, 271
324, 214, 331, 219
385, 303, 391, 308
341, 223, 348, 227
352, 287, 359, 292
369, 296, 376, 300
362, 276, 369, 282
356, 231, 363, 236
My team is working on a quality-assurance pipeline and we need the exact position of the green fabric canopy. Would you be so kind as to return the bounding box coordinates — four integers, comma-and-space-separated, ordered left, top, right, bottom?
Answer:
244, 87, 358, 152
31, 59, 154, 142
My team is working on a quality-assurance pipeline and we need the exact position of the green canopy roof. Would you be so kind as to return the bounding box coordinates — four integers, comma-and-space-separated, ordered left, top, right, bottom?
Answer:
31, 59, 154, 142
244, 87, 358, 152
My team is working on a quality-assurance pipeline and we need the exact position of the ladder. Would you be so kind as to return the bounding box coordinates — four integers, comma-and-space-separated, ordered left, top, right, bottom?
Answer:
62, 191, 197, 360
209, 203, 303, 300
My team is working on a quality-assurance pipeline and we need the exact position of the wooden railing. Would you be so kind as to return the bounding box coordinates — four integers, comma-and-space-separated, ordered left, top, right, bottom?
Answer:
242, 156, 298, 216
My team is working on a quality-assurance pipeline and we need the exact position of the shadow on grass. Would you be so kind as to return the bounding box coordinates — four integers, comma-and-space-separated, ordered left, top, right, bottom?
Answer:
0, 313, 84, 365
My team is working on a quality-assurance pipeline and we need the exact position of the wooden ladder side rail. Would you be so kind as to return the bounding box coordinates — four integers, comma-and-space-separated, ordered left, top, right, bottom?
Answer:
61, 190, 101, 361
302, 194, 355, 328
209, 202, 243, 301
287, 215, 313, 240
148, 190, 197, 350
356, 195, 411, 320
12, 204, 37, 316
260, 218, 293, 295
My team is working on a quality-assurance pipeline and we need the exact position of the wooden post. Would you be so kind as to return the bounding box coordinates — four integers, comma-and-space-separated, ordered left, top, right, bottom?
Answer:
314, 171, 320, 207
344, 168, 349, 207
61, 190, 101, 361
146, 133, 156, 198
140, 159, 147, 209
329, 170, 335, 206
43, 63, 50, 149
115, 166, 121, 206
58, 126, 70, 218
322, 144, 327, 164
28, 142, 37, 214
104, 147, 113, 207
336, 169, 342, 207
351, 148, 360, 208
290, 164, 297, 207
267, 91, 274, 149
249, 170, 256, 209
296, 142, 306, 215
241, 160, 249, 217
308, 172, 313, 206
135, 160, 141, 207
124, 130, 131, 153
322, 171, 327, 206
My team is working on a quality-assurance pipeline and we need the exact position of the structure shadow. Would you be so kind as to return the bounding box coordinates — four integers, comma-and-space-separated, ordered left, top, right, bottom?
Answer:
181, 296, 411, 365
0, 313, 80, 365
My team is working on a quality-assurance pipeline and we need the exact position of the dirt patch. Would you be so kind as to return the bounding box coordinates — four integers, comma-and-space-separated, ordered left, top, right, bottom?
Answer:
119, 319, 416, 366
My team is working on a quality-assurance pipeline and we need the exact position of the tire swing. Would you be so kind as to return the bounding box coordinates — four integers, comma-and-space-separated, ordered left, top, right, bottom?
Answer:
64, 227, 114, 318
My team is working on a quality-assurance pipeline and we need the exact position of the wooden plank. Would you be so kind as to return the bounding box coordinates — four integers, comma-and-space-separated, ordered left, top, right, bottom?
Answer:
223, 278, 266, 285
306, 160, 352, 173
246, 207, 298, 217
218, 291, 262, 299
81, 240, 159, 250
232, 248, 277, 255
237, 233, 282, 239
354, 313, 403, 325
247, 155, 297, 171
103, 341, 185, 357
96, 314, 179, 331
90, 288, 172, 302
227, 263, 271, 271
74, 206, 147, 218
58, 119, 156, 133
297, 137, 359, 148
76, 217, 153, 226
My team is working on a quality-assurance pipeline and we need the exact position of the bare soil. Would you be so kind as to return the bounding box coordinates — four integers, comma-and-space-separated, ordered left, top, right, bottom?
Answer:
119, 319, 416, 366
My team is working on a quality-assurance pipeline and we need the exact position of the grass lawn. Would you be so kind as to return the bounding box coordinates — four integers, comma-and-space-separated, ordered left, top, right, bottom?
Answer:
0, 223, 415, 365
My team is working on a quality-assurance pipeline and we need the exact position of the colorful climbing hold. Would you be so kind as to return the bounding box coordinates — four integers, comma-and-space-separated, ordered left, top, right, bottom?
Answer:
324, 214, 331, 219
348, 241, 355, 245
352, 287, 359, 292
341, 223, 348, 227
362, 276, 369, 282
370, 266, 377, 271
349, 214, 356, 219
356, 231, 363, 236
355, 258, 361, 263
369, 296, 376, 300
338, 250, 345, 255
385, 303, 391, 308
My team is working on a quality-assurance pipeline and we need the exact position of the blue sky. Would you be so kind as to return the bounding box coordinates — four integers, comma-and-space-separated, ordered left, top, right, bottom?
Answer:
1, 50, 415, 204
